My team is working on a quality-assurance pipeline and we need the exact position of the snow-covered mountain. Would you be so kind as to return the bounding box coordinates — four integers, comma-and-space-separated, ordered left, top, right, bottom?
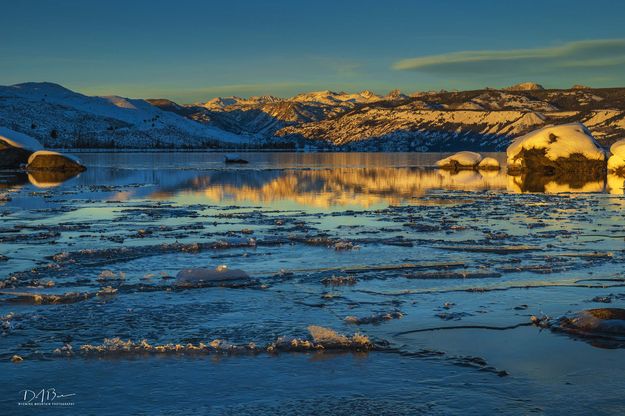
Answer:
273, 86, 625, 151
2, 82, 625, 151
0, 82, 257, 148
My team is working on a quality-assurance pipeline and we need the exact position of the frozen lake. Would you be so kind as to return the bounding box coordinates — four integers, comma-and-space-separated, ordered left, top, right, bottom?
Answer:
1, 152, 625, 415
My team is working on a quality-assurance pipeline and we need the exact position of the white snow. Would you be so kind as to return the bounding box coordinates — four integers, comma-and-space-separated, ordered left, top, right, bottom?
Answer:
478, 157, 500, 169
506, 123, 607, 168
436, 151, 483, 168
0, 82, 252, 147
608, 139, 625, 172
0, 127, 43, 152
27, 150, 84, 166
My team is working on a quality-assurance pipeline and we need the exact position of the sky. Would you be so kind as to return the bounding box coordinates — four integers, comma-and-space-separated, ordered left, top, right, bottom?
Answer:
1, 0, 625, 103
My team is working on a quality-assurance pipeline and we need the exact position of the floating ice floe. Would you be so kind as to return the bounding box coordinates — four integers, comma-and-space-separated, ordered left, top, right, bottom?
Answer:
608, 139, 625, 175
224, 153, 249, 164
27, 150, 86, 172
175, 265, 250, 286
436, 151, 482, 170
506, 123, 608, 174
0, 127, 43, 168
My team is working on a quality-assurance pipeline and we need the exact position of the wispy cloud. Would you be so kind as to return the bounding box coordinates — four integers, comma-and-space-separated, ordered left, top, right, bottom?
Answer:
393, 39, 625, 78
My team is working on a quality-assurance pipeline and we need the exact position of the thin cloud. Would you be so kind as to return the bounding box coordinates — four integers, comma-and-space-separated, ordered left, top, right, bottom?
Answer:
393, 39, 625, 77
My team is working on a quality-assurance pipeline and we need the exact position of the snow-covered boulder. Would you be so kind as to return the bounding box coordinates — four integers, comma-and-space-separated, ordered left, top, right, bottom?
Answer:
0, 127, 43, 168
436, 151, 482, 170
26, 151, 86, 172
506, 123, 608, 175
477, 157, 500, 170
608, 139, 625, 175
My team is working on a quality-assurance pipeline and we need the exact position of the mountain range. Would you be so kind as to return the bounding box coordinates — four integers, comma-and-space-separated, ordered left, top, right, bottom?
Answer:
1, 82, 624, 151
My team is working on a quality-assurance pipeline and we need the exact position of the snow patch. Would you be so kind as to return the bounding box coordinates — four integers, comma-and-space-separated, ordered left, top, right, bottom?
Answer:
0, 127, 43, 152
436, 151, 483, 169
507, 123, 607, 169
608, 139, 625, 173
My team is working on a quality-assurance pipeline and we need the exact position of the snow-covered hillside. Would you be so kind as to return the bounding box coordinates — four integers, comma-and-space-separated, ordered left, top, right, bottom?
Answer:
0, 82, 256, 148
271, 86, 625, 151
2, 82, 625, 151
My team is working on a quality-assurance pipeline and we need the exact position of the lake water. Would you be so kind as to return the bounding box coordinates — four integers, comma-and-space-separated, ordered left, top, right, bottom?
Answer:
1, 152, 625, 415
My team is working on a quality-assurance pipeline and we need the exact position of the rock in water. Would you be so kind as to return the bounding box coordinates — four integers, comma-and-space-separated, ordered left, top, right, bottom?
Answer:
553, 308, 625, 346
506, 123, 607, 175
224, 153, 248, 164
26, 151, 86, 172
608, 139, 625, 175
477, 157, 500, 170
0, 127, 43, 168
436, 151, 483, 170
175, 265, 250, 286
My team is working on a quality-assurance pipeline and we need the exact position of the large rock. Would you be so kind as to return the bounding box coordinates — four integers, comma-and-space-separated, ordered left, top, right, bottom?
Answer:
26, 151, 86, 172
607, 139, 625, 175
0, 127, 43, 168
477, 157, 500, 171
436, 151, 482, 170
506, 123, 607, 175
551, 308, 625, 348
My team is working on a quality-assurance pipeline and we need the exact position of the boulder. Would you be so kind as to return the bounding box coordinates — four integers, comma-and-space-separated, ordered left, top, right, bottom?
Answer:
26, 151, 86, 172
607, 139, 625, 175
436, 151, 482, 170
0, 127, 43, 168
552, 308, 625, 347
506, 123, 607, 175
477, 157, 500, 170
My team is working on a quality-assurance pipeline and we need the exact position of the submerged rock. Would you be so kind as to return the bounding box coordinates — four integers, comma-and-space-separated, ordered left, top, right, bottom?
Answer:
551, 308, 625, 347
224, 153, 248, 164
27, 151, 86, 172
506, 123, 607, 175
175, 265, 250, 286
436, 151, 482, 170
0, 127, 43, 168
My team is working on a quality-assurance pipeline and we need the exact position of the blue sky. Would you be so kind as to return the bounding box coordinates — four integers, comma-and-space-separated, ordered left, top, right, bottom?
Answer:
1, 0, 625, 102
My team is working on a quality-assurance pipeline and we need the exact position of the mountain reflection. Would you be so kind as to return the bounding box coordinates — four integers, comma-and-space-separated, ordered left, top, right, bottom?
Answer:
151, 168, 508, 207
147, 167, 625, 208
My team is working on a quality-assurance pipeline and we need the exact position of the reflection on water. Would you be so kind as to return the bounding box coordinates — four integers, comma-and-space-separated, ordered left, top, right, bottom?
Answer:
0, 169, 82, 189
2, 152, 625, 209
3, 151, 625, 415
507, 172, 607, 194
152, 168, 510, 208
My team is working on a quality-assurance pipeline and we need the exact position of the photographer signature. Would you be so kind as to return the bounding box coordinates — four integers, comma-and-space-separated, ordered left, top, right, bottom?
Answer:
19, 388, 76, 404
